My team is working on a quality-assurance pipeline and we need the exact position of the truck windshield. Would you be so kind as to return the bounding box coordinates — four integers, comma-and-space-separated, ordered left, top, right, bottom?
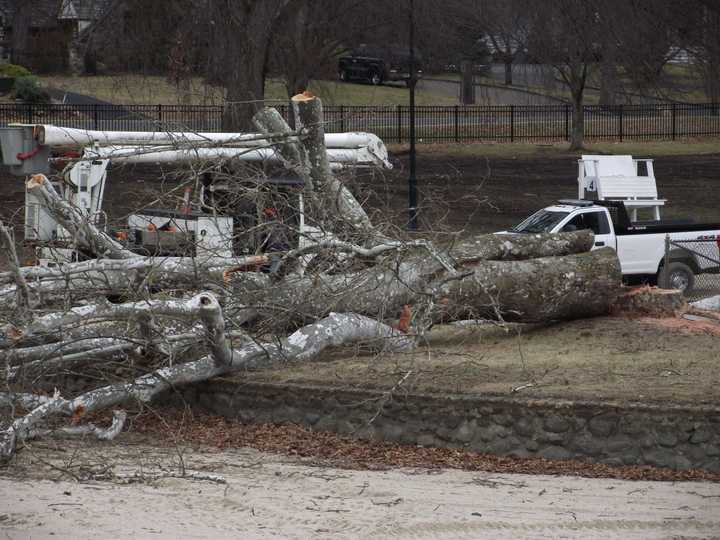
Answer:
511, 210, 569, 233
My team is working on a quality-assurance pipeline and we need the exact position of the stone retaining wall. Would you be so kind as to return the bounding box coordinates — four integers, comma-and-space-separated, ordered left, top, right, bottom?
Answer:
183, 380, 720, 471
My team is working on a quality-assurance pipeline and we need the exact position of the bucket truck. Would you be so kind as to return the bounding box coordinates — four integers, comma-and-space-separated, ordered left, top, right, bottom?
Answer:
0, 124, 392, 265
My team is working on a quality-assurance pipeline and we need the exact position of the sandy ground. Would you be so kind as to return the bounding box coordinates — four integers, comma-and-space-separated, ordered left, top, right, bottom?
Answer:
1, 440, 719, 540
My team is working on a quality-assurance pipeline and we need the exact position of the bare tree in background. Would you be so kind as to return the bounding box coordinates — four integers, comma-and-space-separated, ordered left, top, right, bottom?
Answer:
599, 0, 677, 104
203, 0, 290, 131
677, 0, 720, 102
9, 0, 31, 67
457, 0, 530, 86
270, 0, 363, 100
527, 0, 602, 149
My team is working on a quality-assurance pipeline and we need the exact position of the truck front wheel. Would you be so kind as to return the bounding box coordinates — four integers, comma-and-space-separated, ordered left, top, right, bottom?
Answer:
662, 261, 695, 295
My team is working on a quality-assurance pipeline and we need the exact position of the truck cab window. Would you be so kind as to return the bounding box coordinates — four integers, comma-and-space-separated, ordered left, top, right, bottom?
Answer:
562, 211, 610, 234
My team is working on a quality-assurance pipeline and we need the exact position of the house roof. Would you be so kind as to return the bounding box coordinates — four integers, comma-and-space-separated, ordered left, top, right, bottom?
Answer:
0, 0, 112, 28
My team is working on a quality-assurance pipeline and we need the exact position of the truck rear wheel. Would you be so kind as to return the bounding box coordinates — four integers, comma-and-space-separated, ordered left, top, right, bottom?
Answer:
369, 71, 382, 85
663, 261, 695, 295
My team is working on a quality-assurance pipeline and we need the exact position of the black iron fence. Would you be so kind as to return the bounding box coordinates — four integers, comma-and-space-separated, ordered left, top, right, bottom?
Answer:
2, 102, 719, 143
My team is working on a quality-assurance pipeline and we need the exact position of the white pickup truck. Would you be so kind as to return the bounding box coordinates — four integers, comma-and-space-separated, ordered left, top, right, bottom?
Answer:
507, 199, 720, 294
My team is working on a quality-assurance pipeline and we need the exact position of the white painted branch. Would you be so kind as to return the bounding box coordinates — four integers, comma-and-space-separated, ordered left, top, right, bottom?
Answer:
0, 310, 414, 460
34, 124, 389, 154
84, 146, 385, 169
26, 174, 136, 260
32, 410, 127, 441
291, 92, 374, 234
5, 342, 133, 383
11, 298, 197, 341
3, 331, 203, 383
0, 222, 33, 313
0, 337, 130, 363
0, 392, 52, 410
191, 293, 232, 366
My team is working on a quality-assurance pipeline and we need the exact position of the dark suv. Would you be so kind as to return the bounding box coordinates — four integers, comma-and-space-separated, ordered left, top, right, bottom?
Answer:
338, 45, 423, 86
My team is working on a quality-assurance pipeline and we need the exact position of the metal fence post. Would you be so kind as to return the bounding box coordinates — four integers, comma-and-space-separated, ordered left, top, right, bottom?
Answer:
157, 104, 163, 127
396, 105, 402, 143
339, 105, 345, 132
510, 105, 515, 142
25, 103, 33, 124
619, 105, 624, 142
661, 234, 670, 288
93, 104, 98, 130
564, 104, 569, 141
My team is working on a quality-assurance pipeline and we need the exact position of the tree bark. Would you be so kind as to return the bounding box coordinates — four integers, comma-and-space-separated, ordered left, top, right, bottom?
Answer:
232, 244, 622, 325
209, 0, 289, 131
504, 60, 513, 85
570, 87, 585, 151
449, 230, 594, 263
437, 248, 621, 322
10, 0, 31, 67
290, 92, 374, 235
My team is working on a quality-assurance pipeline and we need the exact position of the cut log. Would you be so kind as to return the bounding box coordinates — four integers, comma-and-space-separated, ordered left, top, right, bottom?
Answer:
437, 247, 623, 322
254, 97, 374, 236
291, 91, 374, 234
450, 230, 595, 262
0, 255, 270, 310
232, 246, 623, 324
251, 106, 314, 191
613, 286, 687, 318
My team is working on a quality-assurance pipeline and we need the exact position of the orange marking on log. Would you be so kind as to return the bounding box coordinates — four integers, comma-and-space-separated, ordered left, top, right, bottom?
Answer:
222, 256, 270, 283
72, 405, 86, 425
7, 326, 23, 341
391, 305, 412, 334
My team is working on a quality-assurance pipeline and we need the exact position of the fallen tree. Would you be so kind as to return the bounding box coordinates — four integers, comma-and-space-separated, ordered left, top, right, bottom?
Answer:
0, 92, 623, 462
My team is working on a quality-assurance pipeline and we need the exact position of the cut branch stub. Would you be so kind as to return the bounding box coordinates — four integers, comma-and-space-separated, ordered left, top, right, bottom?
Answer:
291, 91, 374, 235
192, 292, 233, 366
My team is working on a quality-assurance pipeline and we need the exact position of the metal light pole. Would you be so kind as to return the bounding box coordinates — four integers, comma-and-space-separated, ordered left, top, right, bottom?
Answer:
408, 0, 418, 230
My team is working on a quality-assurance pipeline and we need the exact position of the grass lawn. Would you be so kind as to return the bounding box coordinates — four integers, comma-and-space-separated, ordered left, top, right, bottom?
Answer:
40, 75, 457, 106
241, 317, 720, 404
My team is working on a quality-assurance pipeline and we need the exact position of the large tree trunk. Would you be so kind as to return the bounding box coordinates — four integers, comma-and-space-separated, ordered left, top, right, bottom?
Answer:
209, 0, 289, 131
10, 0, 32, 67
570, 89, 585, 151
230, 242, 621, 326
504, 59, 513, 85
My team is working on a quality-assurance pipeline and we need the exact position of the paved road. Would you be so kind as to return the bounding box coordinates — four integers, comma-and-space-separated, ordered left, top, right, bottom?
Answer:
421, 78, 566, 106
